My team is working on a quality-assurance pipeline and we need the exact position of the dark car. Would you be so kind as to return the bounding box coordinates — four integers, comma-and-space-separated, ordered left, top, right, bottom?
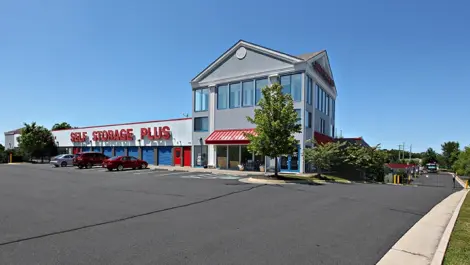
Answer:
102, 156, 148, 171
73, 152, 109, 169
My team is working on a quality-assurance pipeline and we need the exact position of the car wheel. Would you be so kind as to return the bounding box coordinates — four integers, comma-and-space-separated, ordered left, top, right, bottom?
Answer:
141, 163, 147, 169
78, 165, 84, 169
61, 161, 67, 167
117, 164, 124, 171
87, 162, 92, 169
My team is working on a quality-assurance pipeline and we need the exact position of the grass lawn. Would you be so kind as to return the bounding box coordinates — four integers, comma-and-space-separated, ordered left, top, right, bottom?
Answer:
443, 192, 470, 265
279, 173, 351, 183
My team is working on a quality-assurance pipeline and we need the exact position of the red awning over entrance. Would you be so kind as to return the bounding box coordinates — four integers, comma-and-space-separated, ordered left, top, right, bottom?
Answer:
205, 129, 256, 145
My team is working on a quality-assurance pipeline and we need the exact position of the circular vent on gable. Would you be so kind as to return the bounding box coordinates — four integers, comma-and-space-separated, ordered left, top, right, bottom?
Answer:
236, 47, 247, 60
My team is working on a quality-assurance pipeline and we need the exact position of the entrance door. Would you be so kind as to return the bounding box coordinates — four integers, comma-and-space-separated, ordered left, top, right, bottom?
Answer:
183, 147, 191, 167
173, 147, 182, 166
279, 146, 300, 172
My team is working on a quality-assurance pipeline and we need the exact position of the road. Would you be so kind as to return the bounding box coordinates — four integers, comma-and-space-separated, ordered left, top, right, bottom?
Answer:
0, 164, 460, 265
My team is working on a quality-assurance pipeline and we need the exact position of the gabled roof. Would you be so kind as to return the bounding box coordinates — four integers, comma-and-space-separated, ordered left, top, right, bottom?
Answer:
4, 128, 22, 135
191, 40, 323, 83
296, 51, 324, 61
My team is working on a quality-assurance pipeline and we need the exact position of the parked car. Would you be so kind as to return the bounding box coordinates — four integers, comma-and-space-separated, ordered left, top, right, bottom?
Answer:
102, 156, 148, 171
50, 154, 75, 167
73, 152, 109, 169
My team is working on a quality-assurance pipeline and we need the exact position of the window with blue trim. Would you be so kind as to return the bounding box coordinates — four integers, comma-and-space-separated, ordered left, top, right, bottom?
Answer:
194, 88, 209, 112
315, 84, 320, 109
281, 74, 302, 101
229, 83, 241, 108
217, 85, 228, 109
194, 117, 208, 132
295, 109, 301, 125
242, 81, 254, 107
280, 75, 291, 95
255, 78, 268, 105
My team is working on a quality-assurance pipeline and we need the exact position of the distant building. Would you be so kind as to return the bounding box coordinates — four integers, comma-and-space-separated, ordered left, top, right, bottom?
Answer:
4, 128, 22, 149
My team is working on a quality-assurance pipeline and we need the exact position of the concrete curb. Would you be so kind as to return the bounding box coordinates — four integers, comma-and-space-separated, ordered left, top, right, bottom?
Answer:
376, 190, 468, 265
431, 189, 468, 265
239, 177, 316, 185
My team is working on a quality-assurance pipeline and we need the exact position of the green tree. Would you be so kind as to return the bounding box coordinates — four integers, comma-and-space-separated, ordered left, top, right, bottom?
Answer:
343, 143, 388, 181
441, 141, 460, 169
52, 122, 72, 130
245, 83, 302, 176
421, 147, 438, 165
0, 143, 4, 153
453, 146, 470, 176
304, 140, 345, 176
18, 122, 57, 162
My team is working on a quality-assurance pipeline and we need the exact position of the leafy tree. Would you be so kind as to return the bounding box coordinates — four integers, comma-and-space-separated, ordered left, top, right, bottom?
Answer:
0, 143, 4, 153
421, 147, 438, 165
452, 146, 470, 176
18, 122, 57, 162
441, 141, 460, 169
52, 122, 72, 130
304, 140, 345, 176
342, 143, 389, 181
245, 83, 302, 176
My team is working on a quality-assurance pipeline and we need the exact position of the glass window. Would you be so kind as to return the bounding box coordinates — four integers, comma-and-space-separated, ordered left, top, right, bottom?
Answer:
255, 78, 268, 105
331, 124, 335, 138
194, 88, 209, 112
217, 85, 228, 109
194, 145, 208, 167
280, 75, 291, 95
216, 146, 228, 169
242, 81, 254, 107
240, 146, 254, 170
305, 111, 312, 128
332, 99, 335, 120
229, 83, 241, 108
194, 117, 208, 132
291, 74, 302, 101
295, 109, 301, 125
228, 146, 240, 169
316, 84, 320, 109
306, 77, 312, 105
326, 94, 330, 116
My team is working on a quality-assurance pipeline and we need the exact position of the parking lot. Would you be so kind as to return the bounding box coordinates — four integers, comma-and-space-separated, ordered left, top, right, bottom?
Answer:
0, 164, 460, 265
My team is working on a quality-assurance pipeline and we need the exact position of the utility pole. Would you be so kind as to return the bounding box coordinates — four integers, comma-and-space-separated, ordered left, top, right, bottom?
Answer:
409, 144, 412, 160
397, 145, 402, 160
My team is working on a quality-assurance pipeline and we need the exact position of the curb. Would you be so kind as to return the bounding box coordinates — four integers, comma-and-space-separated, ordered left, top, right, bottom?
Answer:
376, 190, 467, 265
239, 177, 318, 185
431, 189, 469, 265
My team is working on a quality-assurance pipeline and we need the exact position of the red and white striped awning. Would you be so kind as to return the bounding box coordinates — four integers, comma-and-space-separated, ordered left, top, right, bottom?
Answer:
205, 129, 256, 145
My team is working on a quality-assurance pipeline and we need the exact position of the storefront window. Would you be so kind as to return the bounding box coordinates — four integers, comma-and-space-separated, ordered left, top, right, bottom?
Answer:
228, 146, 240, 169
193, 145, 208, 167
240, 146, 253, 170
194, 117, 208, 132
216, 146, 228, 169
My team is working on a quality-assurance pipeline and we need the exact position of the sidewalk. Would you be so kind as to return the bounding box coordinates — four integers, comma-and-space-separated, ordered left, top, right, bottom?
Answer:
377, 189, 469, 265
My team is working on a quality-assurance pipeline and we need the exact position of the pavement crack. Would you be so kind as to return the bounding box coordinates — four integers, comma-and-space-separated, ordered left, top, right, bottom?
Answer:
395, 248, 429, 259
388, 208, 425, 217
0, 184, 265, 247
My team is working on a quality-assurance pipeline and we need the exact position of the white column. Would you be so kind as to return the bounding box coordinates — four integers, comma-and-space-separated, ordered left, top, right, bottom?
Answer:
208, 85, 216, 167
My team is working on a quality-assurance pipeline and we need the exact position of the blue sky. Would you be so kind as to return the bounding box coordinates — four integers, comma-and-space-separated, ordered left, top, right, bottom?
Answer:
1, 0, 469, 153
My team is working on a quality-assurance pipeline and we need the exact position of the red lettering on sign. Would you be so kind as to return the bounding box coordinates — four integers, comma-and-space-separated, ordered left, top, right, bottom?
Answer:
314, 62, 335, 87
114, 130, 120, 140
92, 131, 98, 141
153, 127, 161, 140
161, 126, 170, 140
126, 129, 134, 141
140, 128, 148, 139
108, 130, 114, 140
102, 130, 108, 141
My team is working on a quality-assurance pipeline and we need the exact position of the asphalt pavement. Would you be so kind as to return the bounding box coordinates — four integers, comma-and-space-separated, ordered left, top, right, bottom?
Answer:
0, 164, 460, 265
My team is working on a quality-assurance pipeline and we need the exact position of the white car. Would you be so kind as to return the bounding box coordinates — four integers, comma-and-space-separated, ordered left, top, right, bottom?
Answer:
50, 154, 75, 167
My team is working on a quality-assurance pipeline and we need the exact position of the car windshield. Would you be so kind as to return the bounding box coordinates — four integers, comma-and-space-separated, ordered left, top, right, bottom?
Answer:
109, 156, 121, 161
